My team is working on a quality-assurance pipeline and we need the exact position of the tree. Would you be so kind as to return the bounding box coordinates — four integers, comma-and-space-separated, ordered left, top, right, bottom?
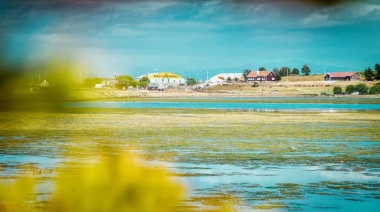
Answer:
226, 77, 232, 83
186, 78, 197, 86
116, 75, 134, 82
364, 67, 374, 81
291, 68, 300, 75
375, 64, 380, 80
84, 78, 102, 88
301, 64, 311, 76
355, 83, 369, 95
333, 86, 342, 94
275, 75, 282, 81
376, 64, 380, 71
243, 68, 251, 82
273, 67, 279, 76
369, 84, 380, 94
259, 67, 266, 71
116, 75, 137, 89
279, 67, 290, 77
138, 76, 150, 88
345, 85, 356, 94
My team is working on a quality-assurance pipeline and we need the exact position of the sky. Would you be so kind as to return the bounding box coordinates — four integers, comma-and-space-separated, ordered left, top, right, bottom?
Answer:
1, 0, 380, 79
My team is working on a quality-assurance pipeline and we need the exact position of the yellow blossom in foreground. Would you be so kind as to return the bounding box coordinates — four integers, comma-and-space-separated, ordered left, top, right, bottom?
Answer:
0, 153, 236, 212
0, 178, 34, 212
50, 154, 184, 212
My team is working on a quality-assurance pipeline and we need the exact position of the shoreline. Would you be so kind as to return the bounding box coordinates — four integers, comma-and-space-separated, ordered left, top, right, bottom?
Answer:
1, 79, 380, 103
68, 89, 380, 101
69, 80, 380, 100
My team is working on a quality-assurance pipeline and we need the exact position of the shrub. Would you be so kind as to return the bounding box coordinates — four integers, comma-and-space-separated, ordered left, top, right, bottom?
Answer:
251, 82, 259, 87
369, 85, 380, 94
345, 85, 356, 94
355, 83, 369, 95
333, 86, 343, 94
186, 78, 197, 86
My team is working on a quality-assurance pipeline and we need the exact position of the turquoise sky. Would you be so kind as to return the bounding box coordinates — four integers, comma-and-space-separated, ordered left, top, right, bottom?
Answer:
1, 0, 379, 78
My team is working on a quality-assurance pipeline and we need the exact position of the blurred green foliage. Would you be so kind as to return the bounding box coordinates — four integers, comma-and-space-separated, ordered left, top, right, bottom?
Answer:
333, 86, 342, 94
0, 60, 83, 111
369, 84, 380, 94
138, 76, 150, 88
115, 75, 137, 89
84, 78, 103, 88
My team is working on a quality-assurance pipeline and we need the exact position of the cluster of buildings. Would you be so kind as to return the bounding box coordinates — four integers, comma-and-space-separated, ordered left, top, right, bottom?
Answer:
205, 71, 277, 83
91, 71, 361, 89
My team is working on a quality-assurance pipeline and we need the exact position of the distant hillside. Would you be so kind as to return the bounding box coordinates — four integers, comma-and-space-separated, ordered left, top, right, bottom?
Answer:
283, 74, 324, 82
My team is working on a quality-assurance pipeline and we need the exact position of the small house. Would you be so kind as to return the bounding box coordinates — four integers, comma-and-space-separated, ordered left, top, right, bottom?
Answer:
324, 72, 360, 81
246, 71, 276, 82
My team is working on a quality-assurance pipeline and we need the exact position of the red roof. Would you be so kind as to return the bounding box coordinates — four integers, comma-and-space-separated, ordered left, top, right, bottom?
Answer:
326, 72, 358, 78
246, 71, 273, 78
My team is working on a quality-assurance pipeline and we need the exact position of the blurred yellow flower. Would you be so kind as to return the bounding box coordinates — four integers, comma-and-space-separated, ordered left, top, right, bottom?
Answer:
50, 154, 184, 212
0, 153, 236, 212
0, 178, 34, 212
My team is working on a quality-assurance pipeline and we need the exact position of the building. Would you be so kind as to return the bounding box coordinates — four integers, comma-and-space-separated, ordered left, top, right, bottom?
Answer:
137, 72, 185, 87
324, 72, 360, 81
246, 71, 276, 82
208, 73, 243, 84
93, 78, 117, 89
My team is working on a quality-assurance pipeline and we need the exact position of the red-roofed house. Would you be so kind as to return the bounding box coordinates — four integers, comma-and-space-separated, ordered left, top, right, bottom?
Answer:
246, 71, 276, 82
324, 72, 360, 81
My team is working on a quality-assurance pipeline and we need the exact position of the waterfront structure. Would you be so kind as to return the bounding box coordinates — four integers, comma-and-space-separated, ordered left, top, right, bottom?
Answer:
246, 71, 276, 82
136, 72, 185, 87
324, 72, 360, 81
208, 73, 243, 84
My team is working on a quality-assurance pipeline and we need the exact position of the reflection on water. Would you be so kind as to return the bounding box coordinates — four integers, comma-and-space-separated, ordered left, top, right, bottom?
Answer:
142, 161, 380, 211
2, 152, 379, 210
0, 155, 62, 165
161, 162, 379, 188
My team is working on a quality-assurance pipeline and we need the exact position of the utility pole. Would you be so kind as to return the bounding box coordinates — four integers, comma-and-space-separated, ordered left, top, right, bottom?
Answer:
206, 70, 208, 92
287, 67, 289, 84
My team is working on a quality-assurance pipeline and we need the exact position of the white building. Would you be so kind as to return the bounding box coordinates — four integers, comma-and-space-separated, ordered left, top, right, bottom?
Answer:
137, 72, 185, 88
208, 73, 243, 84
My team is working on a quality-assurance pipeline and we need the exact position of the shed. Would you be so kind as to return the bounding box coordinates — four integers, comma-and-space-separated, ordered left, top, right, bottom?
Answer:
324, 72, 360, 81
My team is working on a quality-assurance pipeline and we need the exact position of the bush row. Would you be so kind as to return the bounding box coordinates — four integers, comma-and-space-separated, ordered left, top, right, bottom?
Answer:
333, 84, 380, 95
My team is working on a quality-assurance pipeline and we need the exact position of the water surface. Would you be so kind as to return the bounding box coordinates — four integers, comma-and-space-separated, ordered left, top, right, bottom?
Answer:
67, 101, 380, 111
